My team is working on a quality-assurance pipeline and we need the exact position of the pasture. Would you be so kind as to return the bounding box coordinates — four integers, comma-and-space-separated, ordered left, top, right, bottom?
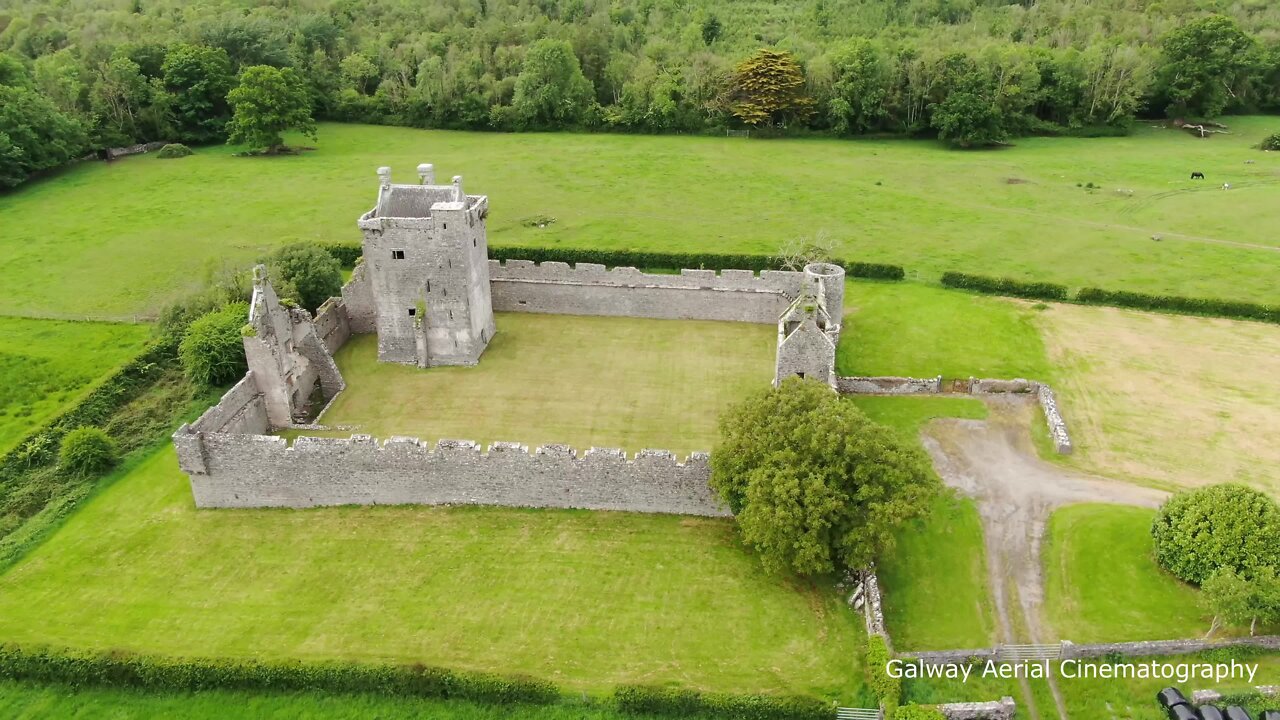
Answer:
0, 447, 868, 701
300, 313, 773, 456
1037, 303, 1280, 494
0, 317, 150, 453
2, 119, 1280, 319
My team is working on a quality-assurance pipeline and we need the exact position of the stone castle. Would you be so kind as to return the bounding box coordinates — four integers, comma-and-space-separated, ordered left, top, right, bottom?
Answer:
173, 164, 846, 515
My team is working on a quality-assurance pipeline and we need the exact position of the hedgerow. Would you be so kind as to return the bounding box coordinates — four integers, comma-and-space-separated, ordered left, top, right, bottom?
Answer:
613, 684, 833, 719
323, 242, 906, 280
939, 272, 1069, 300
0, 644, 560, 705
866, 635, 899, 717
1074, 287, 1278, 324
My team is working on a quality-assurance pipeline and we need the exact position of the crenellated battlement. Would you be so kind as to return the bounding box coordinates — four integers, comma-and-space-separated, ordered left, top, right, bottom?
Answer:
489, 259, 804, 295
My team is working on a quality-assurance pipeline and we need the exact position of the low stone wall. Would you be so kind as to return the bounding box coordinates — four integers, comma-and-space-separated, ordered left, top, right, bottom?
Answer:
939, 698, 1016, 720
105, 141, 167, 160
901, 648, 998, 666
1062, 636, 1280, 659
1037, 385, 1072, 454
863, 569, 888, 639
173, 433, 726, 516
489, 260, 801, 324
836, 376, 942, 395
188, 374, 270, 436
971, 378, 1036, 394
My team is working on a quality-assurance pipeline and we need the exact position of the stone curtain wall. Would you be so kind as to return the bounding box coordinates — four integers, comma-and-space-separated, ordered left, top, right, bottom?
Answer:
188, 374, 270, 436
175, 434, 727, 516
488, 260, 803, 324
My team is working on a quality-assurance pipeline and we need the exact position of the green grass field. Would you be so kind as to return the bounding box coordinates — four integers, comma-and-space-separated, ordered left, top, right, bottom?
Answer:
300, 313, 773, 456
1042, 504, 1208, 642
3, 119, 1280, 319
0, 445, 867, 701
0, 317, 150, 453
0, 681, 624, 720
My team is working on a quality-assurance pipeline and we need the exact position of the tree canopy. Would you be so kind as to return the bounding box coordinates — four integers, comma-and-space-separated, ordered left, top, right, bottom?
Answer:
1151, 483, 1280, 585
179, 302, 249, 386
265, 243, 343, 312
710, 378, 938, 576
226, 65, 316, 151
507, 39, 596, 129
726, 49, 814, 128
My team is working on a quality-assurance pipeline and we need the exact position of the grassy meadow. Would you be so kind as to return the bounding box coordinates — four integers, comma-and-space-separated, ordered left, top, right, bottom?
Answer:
3, 119, 1280, 319
0, 446, 868, 701
1042, 504, 1208, 643
0, 317, 150, 453
1037, 303, 1280, 494
298, 313, 773, 456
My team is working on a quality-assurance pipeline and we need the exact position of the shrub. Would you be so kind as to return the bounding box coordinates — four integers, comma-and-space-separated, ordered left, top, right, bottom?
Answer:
57, 427, 118, 477
1259, 133, 1280, 151
613, 684, 832, 719
323, 242, 906, 280
1074, 287, 1277, 324
266, 242, 343, 312
155, 143, 193, 159
0, 644, 560, 705
1151, 484, 1280, 584
179, 302, 249, 386
867, 635, 899, 716
894, 705, 945, 720
940, 272, 1068, 300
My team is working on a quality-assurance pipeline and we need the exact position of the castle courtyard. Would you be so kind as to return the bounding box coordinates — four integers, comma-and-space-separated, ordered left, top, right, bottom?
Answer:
289, 312, 775, 457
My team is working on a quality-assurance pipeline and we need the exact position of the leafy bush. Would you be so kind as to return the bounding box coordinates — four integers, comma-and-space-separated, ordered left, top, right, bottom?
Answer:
266, 242, 343, 312
0, 644, 560, 705
155, 143, 193, 159
613, 684, 832, 719
1075, 287, 1277, 324
1259, 132, 1280, 151
867, 635, 899, 716
324, 242, 906, 280
1151, 484, 1280, 584
179, 302, 249, 386
894, 705, 945, 720
940, 272, 1068, 300
57, 427, 118, 477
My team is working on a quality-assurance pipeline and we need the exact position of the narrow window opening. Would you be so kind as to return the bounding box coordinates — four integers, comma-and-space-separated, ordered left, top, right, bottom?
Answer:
426, 280, 431, 293
797, 372, 806, 379
472, 238, 477, 248
407, 308, 416, 317
443, 223, 448, 230
391, 250, 406, 260
449, 310, 453, 320
442, 287, 447, 297
481, 329, 487, 342
518, 300, 527, 306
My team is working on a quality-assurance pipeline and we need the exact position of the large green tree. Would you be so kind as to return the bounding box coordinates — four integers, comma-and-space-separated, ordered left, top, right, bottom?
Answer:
225, 65, 316, 152
162, 43, 234, 143
265, 242, 342, 312
1158, 15, 1256, 118
179, 302, 249, 386
710, 378, 938, 576
0, 84, 88, 188
508, 39, 595, 128
1151, 483, 1280, 585
1201, 566, 1280, 637
726, 48, 814, 128
930, 54, 1007, 148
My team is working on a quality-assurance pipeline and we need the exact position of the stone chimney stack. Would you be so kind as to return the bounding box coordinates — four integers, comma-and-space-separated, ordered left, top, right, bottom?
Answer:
417, 163, 435, 184
452, 175, 464, 202
377, 166, 392, 189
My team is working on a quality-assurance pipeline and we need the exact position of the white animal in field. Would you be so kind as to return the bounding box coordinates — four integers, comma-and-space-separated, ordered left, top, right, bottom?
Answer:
1223, 183, 1231, 189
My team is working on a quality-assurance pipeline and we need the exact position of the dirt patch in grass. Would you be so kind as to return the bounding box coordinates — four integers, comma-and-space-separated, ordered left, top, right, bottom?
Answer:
1036, 304, 1280, 494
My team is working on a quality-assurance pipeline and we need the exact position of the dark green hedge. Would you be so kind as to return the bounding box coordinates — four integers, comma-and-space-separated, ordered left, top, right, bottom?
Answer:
0, 645, 560, 705
939, 272, 1069, 300
324, 242, 905, 280
613, 685, 833, 720
0, 337, 178, 480
1075, 287, 1278, 324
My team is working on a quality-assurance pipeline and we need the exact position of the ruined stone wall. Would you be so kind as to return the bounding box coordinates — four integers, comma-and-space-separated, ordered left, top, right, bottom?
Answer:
836, 376, 943, 395
939, 698, 1017, 720
340, 263, 376, 334
182, 436, 726, 516
1037, 385, 1073, 454
313, 298, 353, 354
971, 378, 1037, 394
1061, 636, 1280, 659
188, 374, 270, 436
488, 261, 803, 324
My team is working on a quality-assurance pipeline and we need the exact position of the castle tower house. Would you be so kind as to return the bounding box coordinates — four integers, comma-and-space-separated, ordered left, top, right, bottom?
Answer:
773, 263, 845, 387
356, 164, 496, 366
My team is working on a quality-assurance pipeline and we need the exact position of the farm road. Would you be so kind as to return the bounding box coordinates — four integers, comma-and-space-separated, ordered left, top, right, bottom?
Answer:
921, 397, 1166, 720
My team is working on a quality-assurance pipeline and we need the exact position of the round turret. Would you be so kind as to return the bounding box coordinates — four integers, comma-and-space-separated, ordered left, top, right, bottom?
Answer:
803, 262, 845, 325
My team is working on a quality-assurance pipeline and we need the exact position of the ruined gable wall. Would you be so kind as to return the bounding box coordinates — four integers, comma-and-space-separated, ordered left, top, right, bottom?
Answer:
313, 297, 352, 354
488, 261, 804, 324
187, 436, 726, 517
340, 263, 376, 334
188, 374, 270, 436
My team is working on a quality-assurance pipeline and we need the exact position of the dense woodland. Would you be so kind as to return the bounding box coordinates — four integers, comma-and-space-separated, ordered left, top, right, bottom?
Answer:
2, 0, 1279, 187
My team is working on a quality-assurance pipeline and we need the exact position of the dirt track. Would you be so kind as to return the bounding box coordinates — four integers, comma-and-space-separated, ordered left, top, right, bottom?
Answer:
921, 397, 1167, 646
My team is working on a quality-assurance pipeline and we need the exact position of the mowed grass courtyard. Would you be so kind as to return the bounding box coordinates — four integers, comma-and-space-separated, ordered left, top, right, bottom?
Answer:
3, 118, 1280, 320
0, 446, 868, 701
300, 313, 774, 456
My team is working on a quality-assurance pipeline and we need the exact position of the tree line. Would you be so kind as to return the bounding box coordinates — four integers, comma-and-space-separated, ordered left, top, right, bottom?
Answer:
2, 0, 1279, 188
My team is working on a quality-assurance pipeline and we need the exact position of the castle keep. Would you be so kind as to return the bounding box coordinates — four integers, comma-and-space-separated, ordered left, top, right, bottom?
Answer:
173, 164, 847, 516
